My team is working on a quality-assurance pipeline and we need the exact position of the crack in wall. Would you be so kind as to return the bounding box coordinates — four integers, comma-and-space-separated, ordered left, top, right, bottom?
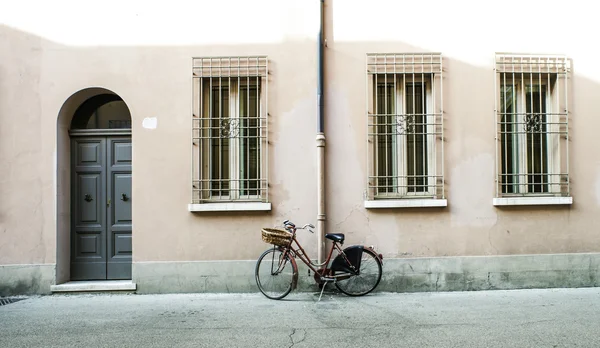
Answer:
488, 221, 500, 255
333, 205, 361, 230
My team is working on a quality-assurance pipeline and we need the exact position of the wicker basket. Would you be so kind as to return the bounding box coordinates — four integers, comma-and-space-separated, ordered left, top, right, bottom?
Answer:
261, 227, 292, 247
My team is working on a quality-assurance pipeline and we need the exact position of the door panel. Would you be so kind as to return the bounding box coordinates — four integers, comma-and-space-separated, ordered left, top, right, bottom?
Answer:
112, 141, 132, 165
70, 136, 132, 280
77, 142, 102, 166
77, 174, 102, 223
71, 138, 107, 280
78, 234, 100, 255
107, 138, 132, 280
113, 174, 132, 223
113, 233, 132, 256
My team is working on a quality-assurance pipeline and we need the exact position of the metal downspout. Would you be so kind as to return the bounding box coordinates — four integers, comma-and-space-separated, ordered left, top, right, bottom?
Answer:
316, 0, 326, 264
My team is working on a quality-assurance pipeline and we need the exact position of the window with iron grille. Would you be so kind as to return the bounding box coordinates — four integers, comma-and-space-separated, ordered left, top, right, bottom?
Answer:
494, 53, 570, 198
191, 57, 268, 204
366, 53, 444, 201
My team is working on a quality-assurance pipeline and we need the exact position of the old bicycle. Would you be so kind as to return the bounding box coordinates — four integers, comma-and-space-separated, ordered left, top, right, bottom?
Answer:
255, 219, 383, 300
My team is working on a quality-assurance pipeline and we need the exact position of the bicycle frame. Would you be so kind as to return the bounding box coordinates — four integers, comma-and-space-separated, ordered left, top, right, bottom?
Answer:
257, 220, 384, 300
280, 228, 358, 283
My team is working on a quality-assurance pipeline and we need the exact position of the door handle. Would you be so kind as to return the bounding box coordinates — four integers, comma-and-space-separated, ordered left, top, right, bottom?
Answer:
121, 193, 129, 201
107, 199, 111, 207
84, 194, 93, 202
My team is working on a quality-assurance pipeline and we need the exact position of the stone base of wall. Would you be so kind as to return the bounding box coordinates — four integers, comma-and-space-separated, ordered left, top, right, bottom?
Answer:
2, 254, 599, 296
378, 253, 600, 292
133, 253, 600, 294
0, 264, 55, 297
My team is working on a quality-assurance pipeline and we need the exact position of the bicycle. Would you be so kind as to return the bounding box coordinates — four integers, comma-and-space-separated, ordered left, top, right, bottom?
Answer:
255, 219, 383, 300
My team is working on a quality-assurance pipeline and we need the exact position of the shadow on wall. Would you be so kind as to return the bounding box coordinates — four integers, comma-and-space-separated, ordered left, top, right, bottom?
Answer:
325, 37, 600, 257
1, 17, 600, 266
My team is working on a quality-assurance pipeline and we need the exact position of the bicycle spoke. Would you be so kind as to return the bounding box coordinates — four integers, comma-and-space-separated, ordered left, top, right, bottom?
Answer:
334, 249, 382, 296
255, 248, 295, 300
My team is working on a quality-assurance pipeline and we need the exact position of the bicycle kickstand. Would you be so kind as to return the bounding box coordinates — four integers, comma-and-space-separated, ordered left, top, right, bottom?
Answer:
318, 280, 329, 302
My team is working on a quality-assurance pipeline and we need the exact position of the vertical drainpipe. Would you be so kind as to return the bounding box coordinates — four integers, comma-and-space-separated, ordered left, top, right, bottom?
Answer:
316, 0, 326, 264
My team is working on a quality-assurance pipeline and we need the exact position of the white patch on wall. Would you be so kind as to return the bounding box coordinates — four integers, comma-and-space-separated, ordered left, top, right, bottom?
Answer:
450, 152, 498, 227
142, 117, 157, 129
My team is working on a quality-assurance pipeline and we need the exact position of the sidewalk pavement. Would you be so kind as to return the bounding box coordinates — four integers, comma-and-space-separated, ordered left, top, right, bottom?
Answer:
1, 287, 599, 348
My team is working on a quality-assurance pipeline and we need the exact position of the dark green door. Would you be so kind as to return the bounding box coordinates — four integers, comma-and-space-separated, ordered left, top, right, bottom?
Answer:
70, 136, 132, 280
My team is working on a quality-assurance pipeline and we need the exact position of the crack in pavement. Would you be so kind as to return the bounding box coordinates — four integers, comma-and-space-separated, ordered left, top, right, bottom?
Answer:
288, 328, 307, 348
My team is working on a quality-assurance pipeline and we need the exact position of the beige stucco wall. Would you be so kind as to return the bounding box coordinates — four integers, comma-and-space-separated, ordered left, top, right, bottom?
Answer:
1, 0, 599, 276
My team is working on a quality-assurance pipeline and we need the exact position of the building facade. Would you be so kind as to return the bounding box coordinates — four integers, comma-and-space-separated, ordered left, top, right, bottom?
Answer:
1, 0, 599, 296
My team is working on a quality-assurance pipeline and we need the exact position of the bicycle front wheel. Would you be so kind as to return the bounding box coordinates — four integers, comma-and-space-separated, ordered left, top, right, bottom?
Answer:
255, 247, 296, 300
334, 248, 382, 296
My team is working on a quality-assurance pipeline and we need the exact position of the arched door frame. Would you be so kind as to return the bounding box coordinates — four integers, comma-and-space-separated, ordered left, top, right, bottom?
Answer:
55, 87, 133, 284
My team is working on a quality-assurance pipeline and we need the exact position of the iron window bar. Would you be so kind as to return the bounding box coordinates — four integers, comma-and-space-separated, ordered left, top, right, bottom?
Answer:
366, 53, 444, 200
191, 56, 269, 204
494, 53, 570, 198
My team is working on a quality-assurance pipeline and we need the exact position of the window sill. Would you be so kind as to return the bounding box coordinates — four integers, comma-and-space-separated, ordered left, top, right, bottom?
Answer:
188, 202, 272, 212
492, 196, 573, 206
364, 199, 447, 209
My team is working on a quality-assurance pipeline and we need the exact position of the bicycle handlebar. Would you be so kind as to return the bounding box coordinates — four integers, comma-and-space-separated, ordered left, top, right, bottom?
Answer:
283, 220, 315, 234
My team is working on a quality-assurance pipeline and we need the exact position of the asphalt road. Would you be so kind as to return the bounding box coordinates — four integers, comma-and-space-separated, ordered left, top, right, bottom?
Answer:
1, 287, 598, 348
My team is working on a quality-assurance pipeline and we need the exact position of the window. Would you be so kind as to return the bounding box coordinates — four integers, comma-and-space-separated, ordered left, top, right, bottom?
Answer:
366, 53, 445, 206
70, 95, 131, 130
191, 57, 269, 208
494, 54, 570, 201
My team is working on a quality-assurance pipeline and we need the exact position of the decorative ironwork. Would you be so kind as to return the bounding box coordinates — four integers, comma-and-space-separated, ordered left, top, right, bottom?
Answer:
108, 120, 132, 129
494, 53, 570, 198
219, 119, 240, 138
366, 53, 444, 199
396, 115, 415, 135
525, 114, 543, 133
192, 56, 269, 204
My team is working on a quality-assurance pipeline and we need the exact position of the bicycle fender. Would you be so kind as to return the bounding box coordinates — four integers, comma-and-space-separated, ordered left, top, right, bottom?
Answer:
363, 245, 384, 265
330, 245, 364, 274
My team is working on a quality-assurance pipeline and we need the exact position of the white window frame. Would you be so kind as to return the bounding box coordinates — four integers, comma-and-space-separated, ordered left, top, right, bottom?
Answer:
493, 53, 571, 206
365, 53, 445, 208
203, 79, 263, 201
190, 56, 270, 211
499, 77, 560, 196
393, 76, 436, 196
374, 75, 436, 197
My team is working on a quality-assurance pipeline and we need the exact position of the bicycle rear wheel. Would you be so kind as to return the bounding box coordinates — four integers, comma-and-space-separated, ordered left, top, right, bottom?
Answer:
334, 248, 382, 296
255, 247, 296, 300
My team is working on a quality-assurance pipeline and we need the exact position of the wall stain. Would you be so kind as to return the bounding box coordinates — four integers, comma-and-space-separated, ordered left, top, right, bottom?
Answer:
0, 278, 40, 297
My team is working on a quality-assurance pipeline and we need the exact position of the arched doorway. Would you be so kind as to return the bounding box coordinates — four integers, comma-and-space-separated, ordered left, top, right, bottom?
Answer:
65, 90, 132, 281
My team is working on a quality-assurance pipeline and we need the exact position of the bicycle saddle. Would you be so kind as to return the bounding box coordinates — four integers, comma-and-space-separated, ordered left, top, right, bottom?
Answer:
325, 233, 345, 243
